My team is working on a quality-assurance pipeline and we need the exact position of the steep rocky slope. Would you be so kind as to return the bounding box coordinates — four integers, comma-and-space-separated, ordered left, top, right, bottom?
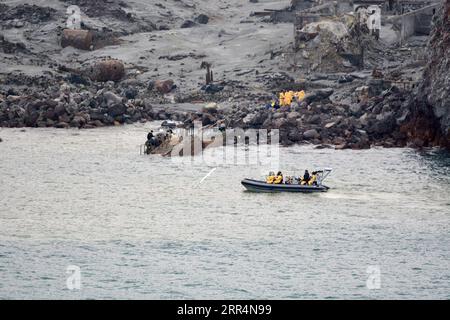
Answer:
404, 1, 450, 148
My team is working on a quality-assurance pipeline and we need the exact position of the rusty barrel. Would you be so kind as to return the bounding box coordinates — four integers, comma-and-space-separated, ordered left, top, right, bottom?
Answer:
87, 59, 125, 82
61, 29, 93, 51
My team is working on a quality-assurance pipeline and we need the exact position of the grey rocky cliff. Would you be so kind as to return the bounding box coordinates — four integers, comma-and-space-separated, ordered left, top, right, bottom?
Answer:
406, 1, 450, 148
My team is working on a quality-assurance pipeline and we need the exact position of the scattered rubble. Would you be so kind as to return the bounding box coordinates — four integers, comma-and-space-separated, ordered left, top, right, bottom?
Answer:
0, 35, 28, 54
0, 4, 56, 26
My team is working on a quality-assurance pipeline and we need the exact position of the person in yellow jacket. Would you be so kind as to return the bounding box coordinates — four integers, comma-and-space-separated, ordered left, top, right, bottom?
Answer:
266, 172, 276, 184
273, 171, 283, 184
284, 91, 294, 106
295, 90, 305, 102
279, 92, 285, 107
308, 172, 318, 186
300, 170, 310, 185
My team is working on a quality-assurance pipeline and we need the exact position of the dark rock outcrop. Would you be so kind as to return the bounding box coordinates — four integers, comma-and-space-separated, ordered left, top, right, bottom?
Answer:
195, 14, 209, 25
404, 1, 450, 148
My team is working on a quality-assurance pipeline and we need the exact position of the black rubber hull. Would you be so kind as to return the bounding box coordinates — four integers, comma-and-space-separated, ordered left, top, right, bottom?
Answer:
241, 179, 329, 193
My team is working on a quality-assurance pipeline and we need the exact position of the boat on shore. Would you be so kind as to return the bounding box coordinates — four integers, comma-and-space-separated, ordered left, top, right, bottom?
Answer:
241, 169, 332, 193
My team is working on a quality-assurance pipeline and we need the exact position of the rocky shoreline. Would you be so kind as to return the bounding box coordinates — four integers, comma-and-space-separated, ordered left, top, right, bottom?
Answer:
0, 74, 413, 150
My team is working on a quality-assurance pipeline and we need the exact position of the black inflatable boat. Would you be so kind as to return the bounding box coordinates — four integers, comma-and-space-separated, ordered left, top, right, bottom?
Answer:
241, 168, 332, 193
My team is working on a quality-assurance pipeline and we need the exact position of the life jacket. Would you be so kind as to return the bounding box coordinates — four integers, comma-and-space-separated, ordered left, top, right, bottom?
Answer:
284, 91, 294, 105
295, 90, 305, 102
279, 93, 285, 106
266, 176, 275, 184
274, 175, 283, 184
308, 175, 317, 185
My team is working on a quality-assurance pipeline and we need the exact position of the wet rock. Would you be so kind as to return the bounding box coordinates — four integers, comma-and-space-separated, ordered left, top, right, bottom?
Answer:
24, 111, 39, 127
334, 143, 348, 150
315, 144, 333, 149
70, 115, 86, 128
303, 129, 319, 140
55, 122, 69, 128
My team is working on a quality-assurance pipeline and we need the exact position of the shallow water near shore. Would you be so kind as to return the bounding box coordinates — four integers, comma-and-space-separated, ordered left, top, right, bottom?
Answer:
0, 124, 449, 299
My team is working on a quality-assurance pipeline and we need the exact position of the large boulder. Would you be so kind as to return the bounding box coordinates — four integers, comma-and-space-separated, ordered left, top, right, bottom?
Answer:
108, 104, 127, 117
304, 88, 334, 104
103, 91, 123, 107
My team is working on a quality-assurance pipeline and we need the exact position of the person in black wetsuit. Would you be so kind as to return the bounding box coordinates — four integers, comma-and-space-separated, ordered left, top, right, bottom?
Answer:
147, 130, 154, 141
302, 170, 310, 185
147, 130, 157, 148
